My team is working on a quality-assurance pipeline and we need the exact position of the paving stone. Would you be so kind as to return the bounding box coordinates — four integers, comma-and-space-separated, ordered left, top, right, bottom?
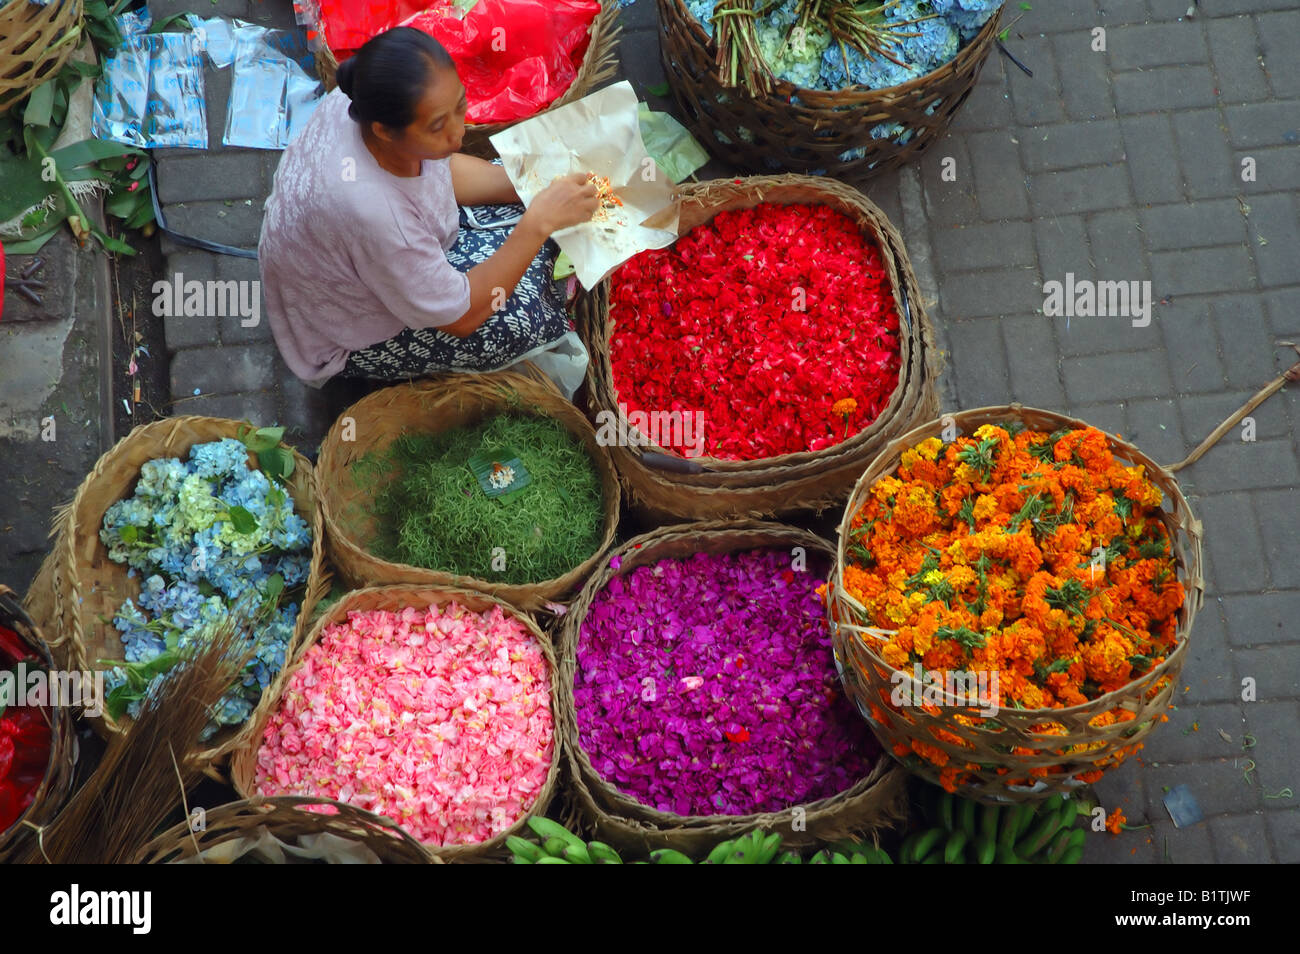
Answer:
1210, 813, 1276, 864
1113, 66, 1218, 114
1267, 812, 1300, 863
1029, 164, 1132, 217
1252, 489, 1300, 590
622, 0, 658, 32
1124, 397, 1186, 463
1224, 100, 1300, 148
1051, 309, 1162, 357
1196, 493, 1269, 595
1231, 643, 1300, 705
1006, 35, 1067, 126
1139, 199, 1248, 251
1021, 4, 1104, 34
1152, 817, 1215, 864
953, 67, 1014, 130
1022, 120, 1124, 173
170, 388, 279, 425
169, 344, 278, 398
1243, 191, 1300, 288
1211, 295, 1285, 390
1149, 245, 1255, 297
1068, 401, 1127, 438
1094, 1, 1156, 26
1144, 702, 1247, 764
999, 315, 1066, 408
1051, 31, 1115, 121
1206, 15, 1270, 104
1240, 144, 1300, 196
1240, 700, 1300, 797
150, 0, 250, 20
163, 200, 265, 251
1181, 605, 1243, 705
1034, 214, 1092, 285
1062, 348, 1172, 402
1179, 389, 1290, 447
1142, 758, 1261, 821
937, 269, 1044, 321
213, 255, 272, 345
1120, 114, 1184, 205
967, 131, 1031, 219
1209, 0, 1300, 12
1255, 11, 1300, 99
1172, 109, 1239, 200
618, 29, 667, 101
932, 222, 1035, 272
156, 152, 269, 204
1221, 591, 1300, 646
919, 136, 981, 228
1088, 763, 1160, 863
1159, 300, 1228, 394
1107, 21, 1209, 70
946, 319, 1011, 408
1087, 208, 1146, 279
1261, 286, 1300, 336
201, 66, 233, 152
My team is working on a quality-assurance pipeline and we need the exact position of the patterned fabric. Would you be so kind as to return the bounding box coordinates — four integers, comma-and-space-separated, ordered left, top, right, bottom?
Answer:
340, 204, 572, 381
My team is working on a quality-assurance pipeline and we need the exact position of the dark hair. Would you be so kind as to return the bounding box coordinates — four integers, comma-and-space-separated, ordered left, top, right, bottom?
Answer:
336, 27, 456, 131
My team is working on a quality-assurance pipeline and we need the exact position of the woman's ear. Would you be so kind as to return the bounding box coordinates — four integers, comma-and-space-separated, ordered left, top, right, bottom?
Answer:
370, 120, 400, 144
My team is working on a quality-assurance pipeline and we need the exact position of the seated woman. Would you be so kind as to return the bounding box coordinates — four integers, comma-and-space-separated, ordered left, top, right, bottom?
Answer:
259, 27, 599, 396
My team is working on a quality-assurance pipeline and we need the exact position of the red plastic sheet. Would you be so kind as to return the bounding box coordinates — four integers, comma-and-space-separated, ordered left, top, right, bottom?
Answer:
327, 0, 600, 125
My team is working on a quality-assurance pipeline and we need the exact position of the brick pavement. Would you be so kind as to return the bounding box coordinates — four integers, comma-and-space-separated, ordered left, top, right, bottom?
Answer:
149, 0, 1300, 862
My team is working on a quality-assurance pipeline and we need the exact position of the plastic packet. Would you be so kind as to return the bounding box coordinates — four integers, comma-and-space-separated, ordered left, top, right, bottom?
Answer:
186, 14, 241, 69
93, 30, 208, 149
224, 24, 324, 150
637, 104, 709, 183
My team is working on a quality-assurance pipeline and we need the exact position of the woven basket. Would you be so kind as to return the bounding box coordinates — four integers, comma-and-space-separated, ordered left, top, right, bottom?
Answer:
49, 417, 327, 768
313, 0, 621, 159
657, 0, 1001, 182
577, 174, 939, 522
828, 405, 1206, 803
0, 584, 78, 863
0, 0, 84, 116
556, 521, 909, 856
134, 796, 438, 864
229, 584, 562, 863
314, 369, 620, 612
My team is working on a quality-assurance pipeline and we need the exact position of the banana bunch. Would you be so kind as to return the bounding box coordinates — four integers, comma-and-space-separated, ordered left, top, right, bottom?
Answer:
508, 817, 626, 864
900, 789, 1088, 865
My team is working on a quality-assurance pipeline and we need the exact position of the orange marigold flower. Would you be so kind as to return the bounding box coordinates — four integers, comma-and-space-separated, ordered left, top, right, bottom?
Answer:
832, 397, 858, 418
1105, 807, 1126, 835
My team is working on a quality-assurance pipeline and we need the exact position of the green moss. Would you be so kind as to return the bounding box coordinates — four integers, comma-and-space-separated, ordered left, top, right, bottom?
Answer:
353, 413, 605, 584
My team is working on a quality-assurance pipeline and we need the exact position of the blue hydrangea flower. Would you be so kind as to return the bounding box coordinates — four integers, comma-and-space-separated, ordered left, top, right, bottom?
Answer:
931, 0, 1003, 42
891, 0, 960, 73
189, 438, 252, 480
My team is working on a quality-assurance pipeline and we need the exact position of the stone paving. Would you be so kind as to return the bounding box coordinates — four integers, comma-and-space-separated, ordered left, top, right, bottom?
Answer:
135, 0, 1300, 862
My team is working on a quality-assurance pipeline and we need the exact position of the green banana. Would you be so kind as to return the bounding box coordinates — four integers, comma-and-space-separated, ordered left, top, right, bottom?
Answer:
850, 853, 871, 864
535, 856, 571, 864
649, 849, 694, 864
957, 797, 977, 835
543, 836, 571, 858
944, 829, 969, 864
809, 849, 832, 864
747, 830, 769, 864
1066, 828, 1086, 852
899, 833, 921, 864
1043, 827, 1074, 864
512, 856, 534, 864
562, 842, 593, 864
980, 803, 1001, 842
756, 832, 783, 865
705, 839, 737, 865
1016, 804, 1069, 858
996, 844, 1022, 865
830, 852, 852, 864
507, 835, 545, 863
921, 851, 943, 864
911, 827, 945, 864
586, 841, 623, 864
1061, 844, 1084, 864
859, 845, 894, 864
973, 834, 996, 864
776, 850, 804, 864
527, 817, 586, 850
939, 790, 956, 831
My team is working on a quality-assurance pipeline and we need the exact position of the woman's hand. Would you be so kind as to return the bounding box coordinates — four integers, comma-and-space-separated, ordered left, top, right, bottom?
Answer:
523, 173, 601, 235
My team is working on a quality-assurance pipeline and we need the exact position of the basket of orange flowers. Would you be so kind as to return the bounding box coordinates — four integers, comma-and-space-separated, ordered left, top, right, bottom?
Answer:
824, 405, 1205, 803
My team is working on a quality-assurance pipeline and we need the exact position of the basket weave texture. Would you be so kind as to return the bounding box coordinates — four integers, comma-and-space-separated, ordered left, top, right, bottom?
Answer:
577, 174, 939, 522
0, 0, 83, 116
47, 416, 327, 769
656, 0, 1002, 182
828, 405, 1206, 803
134, 795, 438, 864
229, 584, 562, 863
314, 369, 620, 612
556, 520, 908, 856
0, 584, 78, 863
313, 0, 622, 158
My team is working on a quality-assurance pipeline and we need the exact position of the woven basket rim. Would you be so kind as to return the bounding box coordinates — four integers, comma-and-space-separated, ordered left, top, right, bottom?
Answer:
228, 582, 562, 861
661, 0, 1004, 100
53, 416, 328, 771
826, 402, 1201, 717
556, 519, 903, 834
314, 370, 620, 609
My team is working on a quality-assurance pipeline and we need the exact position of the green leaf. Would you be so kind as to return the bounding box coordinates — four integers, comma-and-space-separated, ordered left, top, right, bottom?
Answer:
106, 683, 135, 720
48, 138, 140, 169
645, 82, 671, 97
0, 228, 61, 256
23, 81, 55, 127
257, 447, 294, 481
0, 152, 58, 222
228, 505, 258, 534
122, 202, 156, 231
91, 227, 137, 256
264, 573, 285, 605
119, 524, 138, 544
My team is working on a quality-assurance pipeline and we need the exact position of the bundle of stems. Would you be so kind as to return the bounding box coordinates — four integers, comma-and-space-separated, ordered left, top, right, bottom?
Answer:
797, 0, 938, 76
712, 0, 776, 95
15, 615, 253, 865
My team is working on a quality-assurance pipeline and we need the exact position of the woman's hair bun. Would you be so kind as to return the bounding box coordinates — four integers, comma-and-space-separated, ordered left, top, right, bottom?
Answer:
336, 57, 357, 97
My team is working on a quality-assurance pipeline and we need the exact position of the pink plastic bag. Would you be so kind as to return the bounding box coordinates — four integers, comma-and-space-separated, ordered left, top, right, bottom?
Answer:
402, 0, 601, 124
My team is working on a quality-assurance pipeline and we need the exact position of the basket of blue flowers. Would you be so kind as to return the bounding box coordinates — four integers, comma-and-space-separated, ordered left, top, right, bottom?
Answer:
48, 417, 326, 771
658, 0, 1004, 181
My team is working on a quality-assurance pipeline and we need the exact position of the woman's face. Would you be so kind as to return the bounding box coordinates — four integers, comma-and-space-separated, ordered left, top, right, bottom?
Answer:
383, 66, 468, 162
